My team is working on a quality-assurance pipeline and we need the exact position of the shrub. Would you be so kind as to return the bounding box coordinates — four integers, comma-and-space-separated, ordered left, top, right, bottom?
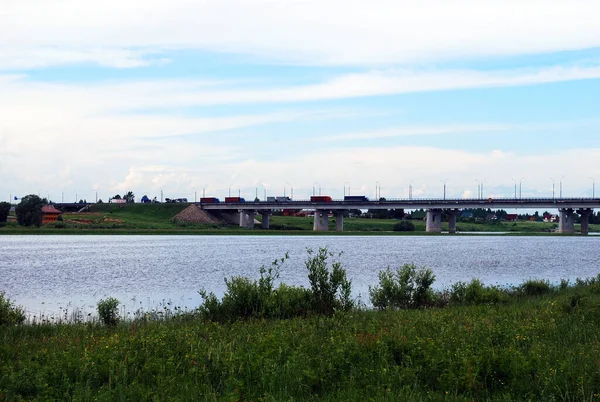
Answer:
520, 279, 552, 296
369, 264, 436, 310
450, 279, 509, 305
198, 253, 299, 321
393, 220, 415, 232
97, 297, 120, 325
305, 248, 353, 315
198, 248, 353, 321
0, 292, 25, 325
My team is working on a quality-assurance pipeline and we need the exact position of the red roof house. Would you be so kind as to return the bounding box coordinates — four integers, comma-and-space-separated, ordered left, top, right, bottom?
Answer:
41, 205, 62, 224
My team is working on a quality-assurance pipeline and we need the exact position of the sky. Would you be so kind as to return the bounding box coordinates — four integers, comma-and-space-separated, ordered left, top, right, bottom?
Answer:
1, 0, 600, 204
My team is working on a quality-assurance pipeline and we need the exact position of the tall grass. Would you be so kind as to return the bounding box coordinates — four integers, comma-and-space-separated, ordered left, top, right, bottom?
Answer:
3, 253, 600, 400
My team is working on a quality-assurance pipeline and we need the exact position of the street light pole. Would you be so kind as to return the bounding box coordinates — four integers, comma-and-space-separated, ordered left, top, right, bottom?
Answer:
550, 177, 555, 199
559, 176, 565, 198
519, 177, 524, 199
590, 177, 595, 198
441, 179, 449, 200
512, 178, 517, 199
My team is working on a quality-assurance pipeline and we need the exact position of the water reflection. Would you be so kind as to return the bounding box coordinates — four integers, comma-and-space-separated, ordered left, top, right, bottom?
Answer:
1, 235, 599, 317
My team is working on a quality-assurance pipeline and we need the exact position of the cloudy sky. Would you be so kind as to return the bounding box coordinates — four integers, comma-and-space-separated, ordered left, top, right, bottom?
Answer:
1, 0, 600, 203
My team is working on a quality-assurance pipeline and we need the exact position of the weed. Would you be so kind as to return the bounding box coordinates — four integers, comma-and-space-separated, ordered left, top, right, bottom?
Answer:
0, 292, 25, 325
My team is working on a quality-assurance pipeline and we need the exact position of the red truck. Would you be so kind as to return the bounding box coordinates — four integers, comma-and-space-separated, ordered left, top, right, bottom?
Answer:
200, 197, 220, 203
310, 195, 333, 202
224, 197, 246, 203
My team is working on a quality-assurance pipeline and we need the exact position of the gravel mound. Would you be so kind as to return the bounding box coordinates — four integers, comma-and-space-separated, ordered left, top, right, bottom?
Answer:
172, 204, 221, 224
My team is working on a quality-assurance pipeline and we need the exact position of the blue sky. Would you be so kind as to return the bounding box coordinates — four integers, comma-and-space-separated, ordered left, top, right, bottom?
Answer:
1, 0, 600, 203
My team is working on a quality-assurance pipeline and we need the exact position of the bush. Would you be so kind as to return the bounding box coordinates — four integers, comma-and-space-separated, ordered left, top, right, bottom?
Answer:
369, 264, 436, 310
520, 279, 552, 296
97, 297, 120, 326
198, 248, 353, 321
0, 292, 25, 325
393, 220, 415, 232
198, 253, 308, 321
305, 248, 353, 315
450, 279, 509, 305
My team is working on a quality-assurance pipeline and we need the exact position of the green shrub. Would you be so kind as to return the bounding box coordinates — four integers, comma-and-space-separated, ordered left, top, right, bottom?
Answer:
369, 264, 436, 310
198, 253, 299, 321
450, 279, 509, 305
520, 279, 552, 296
305, 248, 353, 315
0, 292, 25, 325
97, 297, 120, 326
199, 249, 352, 321
392, 220, 415, 232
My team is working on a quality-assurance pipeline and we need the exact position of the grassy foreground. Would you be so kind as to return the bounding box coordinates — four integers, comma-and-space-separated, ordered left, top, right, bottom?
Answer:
2, 286, 600, 400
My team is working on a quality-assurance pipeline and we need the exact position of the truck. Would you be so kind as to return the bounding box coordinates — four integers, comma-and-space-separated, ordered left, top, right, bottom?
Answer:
310, 195, 333, 202
267, 196, 291, 202
344, 195, 369, 202
224, 197, 246, 203
200, 197, 220, 203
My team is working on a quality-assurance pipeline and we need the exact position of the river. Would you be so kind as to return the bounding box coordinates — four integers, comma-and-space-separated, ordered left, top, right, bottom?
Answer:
1, 235, 599, 319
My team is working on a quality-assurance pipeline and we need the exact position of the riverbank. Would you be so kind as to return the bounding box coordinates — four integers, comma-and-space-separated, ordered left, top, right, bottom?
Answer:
2, 283, 600, 400
2, 203, 597, 234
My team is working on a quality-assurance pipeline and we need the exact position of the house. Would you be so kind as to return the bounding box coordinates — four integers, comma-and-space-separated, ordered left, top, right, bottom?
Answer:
505, 214, 518, 222
41, 205, 62, 224
543, 213, 558, 223
486, 213, 498, 221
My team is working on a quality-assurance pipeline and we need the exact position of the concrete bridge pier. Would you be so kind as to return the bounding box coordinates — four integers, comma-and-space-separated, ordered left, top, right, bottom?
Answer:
426, 209, 443, 233
335, 211, 346, 232
260, 211, 272, 229
559, 208, 575, 234
446, 209, 461, 234
577, 208, 593, 235
239, 210, 255, 228
313, 210, 329, 231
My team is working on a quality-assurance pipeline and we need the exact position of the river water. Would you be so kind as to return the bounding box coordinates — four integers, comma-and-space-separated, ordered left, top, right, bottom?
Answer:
1, 235, 599, 318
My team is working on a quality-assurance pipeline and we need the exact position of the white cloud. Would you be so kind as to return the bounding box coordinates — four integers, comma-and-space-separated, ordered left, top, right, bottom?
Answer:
1, 0, 600, 69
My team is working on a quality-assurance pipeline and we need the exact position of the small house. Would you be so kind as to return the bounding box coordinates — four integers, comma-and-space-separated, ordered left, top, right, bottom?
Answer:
505, 214, 518, 222
41, 205, 62, 224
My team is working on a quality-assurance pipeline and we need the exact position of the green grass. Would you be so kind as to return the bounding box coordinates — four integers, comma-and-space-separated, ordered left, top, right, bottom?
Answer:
2, 285, 600, 400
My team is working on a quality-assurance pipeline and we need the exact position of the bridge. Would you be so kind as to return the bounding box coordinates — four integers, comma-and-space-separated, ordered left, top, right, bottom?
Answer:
197, 197, 600, 234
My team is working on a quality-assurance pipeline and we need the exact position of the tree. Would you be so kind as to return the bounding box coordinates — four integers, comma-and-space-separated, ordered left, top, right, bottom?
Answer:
124, 191, 135, 203
0, 201, 11, 223
15, 194, 45, 227
389, 208, 405, 219
112, 194, 121, 200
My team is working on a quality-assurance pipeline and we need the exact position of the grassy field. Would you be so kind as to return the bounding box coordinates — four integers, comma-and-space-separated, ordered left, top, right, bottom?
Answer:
2, 284, 600, 400
1, 203, 598, 234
